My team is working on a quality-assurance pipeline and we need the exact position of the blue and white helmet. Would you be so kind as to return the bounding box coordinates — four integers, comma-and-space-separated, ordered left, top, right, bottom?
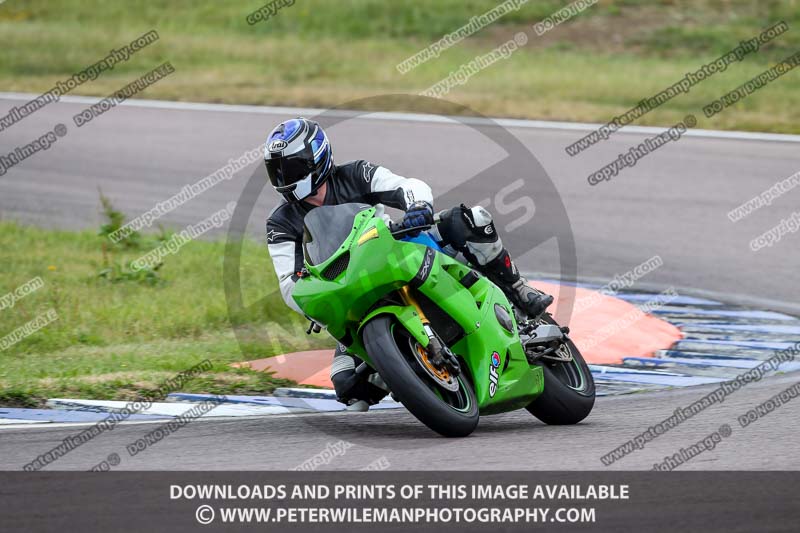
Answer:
264, 118, 333, 202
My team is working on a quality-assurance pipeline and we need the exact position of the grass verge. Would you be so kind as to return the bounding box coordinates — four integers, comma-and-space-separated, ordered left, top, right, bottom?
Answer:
0, 215, 332, 407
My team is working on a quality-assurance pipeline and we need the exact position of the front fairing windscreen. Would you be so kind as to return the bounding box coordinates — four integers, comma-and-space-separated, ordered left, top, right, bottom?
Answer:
302, 203, 372, 266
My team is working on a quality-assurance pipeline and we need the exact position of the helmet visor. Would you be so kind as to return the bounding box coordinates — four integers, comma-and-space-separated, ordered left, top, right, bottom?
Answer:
265, 150, 315, 190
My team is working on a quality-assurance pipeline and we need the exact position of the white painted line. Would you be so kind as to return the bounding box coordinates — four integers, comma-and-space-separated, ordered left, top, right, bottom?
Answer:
2, 92, 800, 144
0, 418, 44, 425
272, 388, 401, 407
0, 418, 172, 431
274, 387, 336, 398
0, 408, 393, 432
589, 365, 685, 377
47, 398, 309, 417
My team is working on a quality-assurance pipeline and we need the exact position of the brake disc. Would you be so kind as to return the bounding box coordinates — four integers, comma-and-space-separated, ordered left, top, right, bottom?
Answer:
407, 338, 460, 392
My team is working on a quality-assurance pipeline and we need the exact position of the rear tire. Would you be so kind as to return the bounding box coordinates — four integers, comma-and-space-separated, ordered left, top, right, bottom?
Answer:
362, 316, 479, 437
526, 314, 595, 425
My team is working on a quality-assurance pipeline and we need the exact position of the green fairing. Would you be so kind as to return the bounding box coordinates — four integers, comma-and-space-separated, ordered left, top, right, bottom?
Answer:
292, 207, 544, 414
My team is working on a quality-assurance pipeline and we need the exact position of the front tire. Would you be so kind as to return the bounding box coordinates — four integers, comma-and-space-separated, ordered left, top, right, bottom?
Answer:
362, 316, 479, 437
526, 314, 595, 425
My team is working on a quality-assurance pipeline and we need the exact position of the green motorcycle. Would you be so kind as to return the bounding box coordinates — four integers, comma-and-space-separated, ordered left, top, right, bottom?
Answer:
293, 203, 595, 437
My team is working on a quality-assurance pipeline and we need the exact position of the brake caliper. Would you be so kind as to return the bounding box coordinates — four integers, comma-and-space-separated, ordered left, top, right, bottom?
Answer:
424, 329, 461, 377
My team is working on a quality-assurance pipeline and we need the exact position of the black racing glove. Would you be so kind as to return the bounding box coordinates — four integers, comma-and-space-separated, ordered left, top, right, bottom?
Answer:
400, 201, 434, 237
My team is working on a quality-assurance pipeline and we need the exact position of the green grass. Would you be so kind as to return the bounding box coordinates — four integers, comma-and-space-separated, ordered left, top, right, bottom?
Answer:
0, 218, 332, 407
1, 0, 799, 133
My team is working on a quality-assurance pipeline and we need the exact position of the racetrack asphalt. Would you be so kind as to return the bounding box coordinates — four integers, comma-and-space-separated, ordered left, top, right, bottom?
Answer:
0, 372, 797, 470
0, 94, 798, 470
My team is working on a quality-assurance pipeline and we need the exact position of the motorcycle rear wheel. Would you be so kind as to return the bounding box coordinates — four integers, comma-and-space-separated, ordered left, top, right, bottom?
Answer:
526, 314, 596, 425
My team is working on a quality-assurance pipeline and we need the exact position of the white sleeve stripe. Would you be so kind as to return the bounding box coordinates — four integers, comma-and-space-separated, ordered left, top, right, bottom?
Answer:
268, 241, 297, 281
371, 167, 433, 208
279, 276, 303, 313
268, 240, 303, 313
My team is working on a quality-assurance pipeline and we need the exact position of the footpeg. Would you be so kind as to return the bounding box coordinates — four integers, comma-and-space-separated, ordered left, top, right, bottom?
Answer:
540, 349, 573, 363
521, 323, 573, 363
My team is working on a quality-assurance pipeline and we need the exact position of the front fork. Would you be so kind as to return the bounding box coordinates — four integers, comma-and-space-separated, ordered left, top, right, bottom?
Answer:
398, 285, 461, 375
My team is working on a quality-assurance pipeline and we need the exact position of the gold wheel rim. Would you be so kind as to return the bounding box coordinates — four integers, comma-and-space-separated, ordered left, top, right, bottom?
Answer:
417, 344, 451, 381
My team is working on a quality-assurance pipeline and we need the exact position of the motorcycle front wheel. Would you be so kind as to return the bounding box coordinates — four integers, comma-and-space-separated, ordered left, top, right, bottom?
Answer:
362, 316, 479, 437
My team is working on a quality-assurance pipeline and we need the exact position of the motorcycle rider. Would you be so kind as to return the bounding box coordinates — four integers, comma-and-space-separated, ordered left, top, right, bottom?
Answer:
265, 118, 554, 408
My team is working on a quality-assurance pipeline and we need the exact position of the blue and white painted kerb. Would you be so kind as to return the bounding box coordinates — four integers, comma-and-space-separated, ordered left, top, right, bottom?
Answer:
2, 286, 798, 425
585, 286, 800, 395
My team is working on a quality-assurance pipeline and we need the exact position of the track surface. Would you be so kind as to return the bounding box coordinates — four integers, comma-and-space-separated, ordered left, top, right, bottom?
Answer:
1, 95, 798, 470
0, 373, 797, 470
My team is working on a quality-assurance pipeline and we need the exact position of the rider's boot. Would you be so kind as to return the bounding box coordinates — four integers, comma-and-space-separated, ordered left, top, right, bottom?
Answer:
330, 345, 389, 411
481, 249, 554, 319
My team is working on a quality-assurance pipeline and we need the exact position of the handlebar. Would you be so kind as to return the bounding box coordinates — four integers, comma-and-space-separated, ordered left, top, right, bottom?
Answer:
388, 222, 435, 237
388, 213, 441, 237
